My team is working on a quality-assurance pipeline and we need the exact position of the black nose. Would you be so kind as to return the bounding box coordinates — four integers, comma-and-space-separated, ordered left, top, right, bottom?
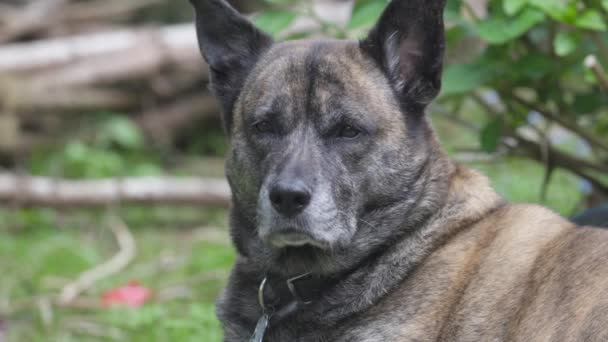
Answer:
269, 180, 312, 217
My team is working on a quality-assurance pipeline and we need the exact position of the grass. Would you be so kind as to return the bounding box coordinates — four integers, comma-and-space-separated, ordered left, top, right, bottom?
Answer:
1, 207, 232, 341
0, 115, 586, 341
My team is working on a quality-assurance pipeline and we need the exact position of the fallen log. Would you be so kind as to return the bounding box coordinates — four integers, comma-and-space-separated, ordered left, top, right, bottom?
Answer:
0, 174, 231, 208
5, 87, 139, 112
25, 35, 205, 88
0, 24, 203, 75
0, 0, 67, 43
63, 0, 165, 24
0, 0, 165, 43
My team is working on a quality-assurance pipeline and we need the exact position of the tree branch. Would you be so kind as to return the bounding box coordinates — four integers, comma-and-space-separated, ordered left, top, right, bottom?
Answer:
471, 93, 608, 194
0, 24, 202, 75
585, 55, 608, 92
0, 174, 231, 208
511, 93, 608, 154
58, 216, 136, 305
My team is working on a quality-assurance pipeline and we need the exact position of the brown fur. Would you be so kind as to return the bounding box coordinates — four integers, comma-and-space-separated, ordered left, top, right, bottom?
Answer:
189, 1, 608, 340
339, 167, 608, 341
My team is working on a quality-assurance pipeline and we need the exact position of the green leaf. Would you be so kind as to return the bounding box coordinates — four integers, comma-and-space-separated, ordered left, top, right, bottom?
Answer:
254, 10, 297, 36
572, 93, 606, 115
99, 117, 144, 151
553, 31, 579, 56
445, 0, 462, 21
348, 0, 388, 30
574, 10, 607, 31
603, 0, 608, 11
64, 141, 89, 164
503, 0, 528, 16
528, 0, 573, 21
584, 64, 598, 84
445, 25, 469, 46
480, 118, 504, 153
475, 8, 545, 44
510, 53, 556, 81
442, 62, 492, 96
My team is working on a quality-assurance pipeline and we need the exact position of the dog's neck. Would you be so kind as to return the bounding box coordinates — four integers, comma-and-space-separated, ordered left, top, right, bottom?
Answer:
304, 160, 506, 325
219, 155, 505, 335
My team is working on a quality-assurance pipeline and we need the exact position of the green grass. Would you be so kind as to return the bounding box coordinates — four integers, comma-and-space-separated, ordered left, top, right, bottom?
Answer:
0, 208, 233, 342
470, 159, 582, 216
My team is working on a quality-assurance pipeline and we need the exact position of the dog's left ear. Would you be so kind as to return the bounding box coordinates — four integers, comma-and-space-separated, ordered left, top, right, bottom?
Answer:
361, 0, 446, 111
190, 0, 273, 132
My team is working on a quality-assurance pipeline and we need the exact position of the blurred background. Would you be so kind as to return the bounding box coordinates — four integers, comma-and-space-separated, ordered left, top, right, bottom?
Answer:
0, 0, 606, 340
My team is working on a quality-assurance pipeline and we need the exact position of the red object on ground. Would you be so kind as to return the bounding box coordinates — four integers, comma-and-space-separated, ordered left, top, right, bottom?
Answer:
102, 281, 153, 308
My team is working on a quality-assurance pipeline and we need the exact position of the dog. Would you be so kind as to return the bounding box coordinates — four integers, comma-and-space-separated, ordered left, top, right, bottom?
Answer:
189, 0, 608, 340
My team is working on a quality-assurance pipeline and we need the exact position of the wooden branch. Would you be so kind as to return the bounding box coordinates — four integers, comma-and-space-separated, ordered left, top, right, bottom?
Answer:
63, 0, 164, 23
511, 93, 608, 154
0, 174, 231, 208
0, 0, 68, 43
585, 55, 608, 91
59, 217, 136, 305
3, 87, 139, 113
0, 24, 203, 75
25, 35, 205, 88
0, 0, 166, 43
515, 136, 608, 195
471, 93, 608, 193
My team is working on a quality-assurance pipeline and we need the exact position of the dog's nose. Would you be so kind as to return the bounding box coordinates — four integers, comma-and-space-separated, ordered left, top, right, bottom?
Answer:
269, 180, 311, 217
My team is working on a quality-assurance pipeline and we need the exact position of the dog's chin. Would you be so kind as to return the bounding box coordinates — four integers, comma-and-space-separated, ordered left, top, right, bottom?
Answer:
256, 217, 356, 275
256, 229, 326, 274
269, 244, 328, 275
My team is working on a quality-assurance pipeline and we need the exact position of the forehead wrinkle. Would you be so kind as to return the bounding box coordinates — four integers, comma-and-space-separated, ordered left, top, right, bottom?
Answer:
304, 43, 353, 126
338, 49, 406, 137
306, 48, 403, 136
235, 39, 406, 140
239, 54, 307, 126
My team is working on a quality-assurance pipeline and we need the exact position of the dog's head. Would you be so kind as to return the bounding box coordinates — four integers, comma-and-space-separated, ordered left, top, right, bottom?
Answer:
191, 0, 448, 276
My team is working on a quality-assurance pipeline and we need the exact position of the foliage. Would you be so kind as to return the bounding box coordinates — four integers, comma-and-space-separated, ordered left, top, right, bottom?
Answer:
28, 115, 163, 179
255, 0, 608, 197
442, 0, 608, 196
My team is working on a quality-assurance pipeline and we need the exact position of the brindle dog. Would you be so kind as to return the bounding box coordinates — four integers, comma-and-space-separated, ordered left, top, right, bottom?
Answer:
189, 0, 608, 341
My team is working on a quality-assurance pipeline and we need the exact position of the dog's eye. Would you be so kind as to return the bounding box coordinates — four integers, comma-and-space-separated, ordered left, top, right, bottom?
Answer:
253, 120, 273, 134
338, 125, 361, 139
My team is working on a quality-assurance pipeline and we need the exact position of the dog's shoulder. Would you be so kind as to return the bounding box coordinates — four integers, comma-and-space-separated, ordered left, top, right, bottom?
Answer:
337, 202, 608, 341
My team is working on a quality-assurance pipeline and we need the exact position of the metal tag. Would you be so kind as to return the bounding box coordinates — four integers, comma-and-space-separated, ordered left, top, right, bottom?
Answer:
249, 313, 269, 342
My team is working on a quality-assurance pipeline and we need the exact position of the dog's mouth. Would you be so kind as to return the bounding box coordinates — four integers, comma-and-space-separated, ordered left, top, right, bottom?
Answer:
266, 230, 330, 250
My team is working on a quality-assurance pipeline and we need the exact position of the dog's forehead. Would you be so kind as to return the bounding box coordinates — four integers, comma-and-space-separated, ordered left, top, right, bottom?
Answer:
234, 39, 402, 129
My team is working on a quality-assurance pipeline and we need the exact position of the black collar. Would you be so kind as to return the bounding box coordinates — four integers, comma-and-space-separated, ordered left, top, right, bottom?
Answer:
259, 272, 333, 327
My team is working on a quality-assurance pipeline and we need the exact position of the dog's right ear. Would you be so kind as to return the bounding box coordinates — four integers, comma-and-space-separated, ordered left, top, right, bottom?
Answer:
361, 0, 446, 113
189, 0, 273, 132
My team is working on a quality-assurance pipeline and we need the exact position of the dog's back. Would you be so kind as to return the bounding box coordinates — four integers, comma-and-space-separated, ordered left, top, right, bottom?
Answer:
340, 199, 608, 341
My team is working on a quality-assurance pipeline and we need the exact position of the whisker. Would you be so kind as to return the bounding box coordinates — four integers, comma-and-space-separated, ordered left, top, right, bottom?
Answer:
337, 210, 377, 230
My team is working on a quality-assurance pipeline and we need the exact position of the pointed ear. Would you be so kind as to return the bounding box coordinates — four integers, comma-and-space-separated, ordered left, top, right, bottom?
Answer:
361, 0, 446, 112
189, 0, 273, 131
